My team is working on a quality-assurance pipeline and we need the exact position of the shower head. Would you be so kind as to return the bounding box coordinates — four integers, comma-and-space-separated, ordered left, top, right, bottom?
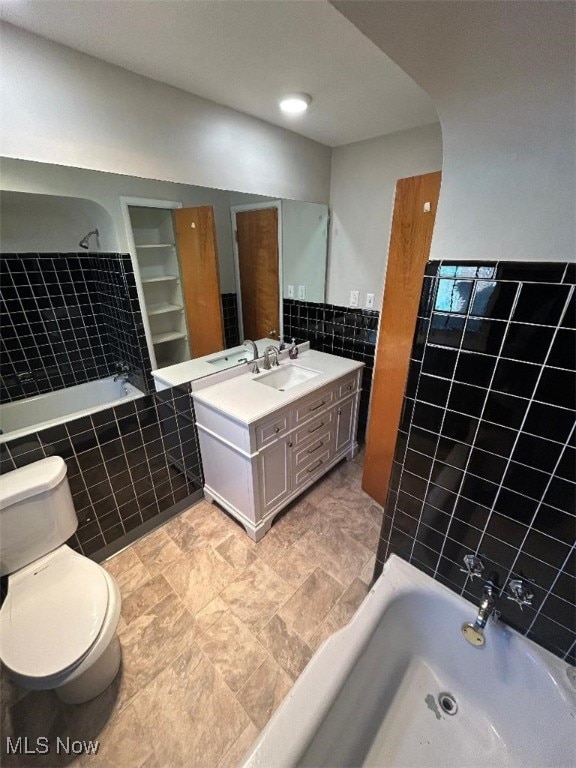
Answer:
79, 228, 99, 250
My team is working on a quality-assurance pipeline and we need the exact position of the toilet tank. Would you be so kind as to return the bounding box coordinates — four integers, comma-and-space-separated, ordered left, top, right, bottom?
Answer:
0, 457, 78, 576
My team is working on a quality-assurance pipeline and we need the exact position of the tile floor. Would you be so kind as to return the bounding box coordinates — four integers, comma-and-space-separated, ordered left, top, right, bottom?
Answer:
2, 452, 383, 768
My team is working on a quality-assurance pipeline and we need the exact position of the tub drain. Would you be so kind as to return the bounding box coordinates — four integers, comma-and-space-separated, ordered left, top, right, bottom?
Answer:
438, 692, 458, 716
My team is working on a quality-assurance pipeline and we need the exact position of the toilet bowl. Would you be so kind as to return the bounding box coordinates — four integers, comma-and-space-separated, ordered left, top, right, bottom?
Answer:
0, 457, 122, 704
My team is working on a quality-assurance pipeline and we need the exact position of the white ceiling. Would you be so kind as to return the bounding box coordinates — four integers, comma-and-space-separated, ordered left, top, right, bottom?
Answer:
0, 0, 438, 147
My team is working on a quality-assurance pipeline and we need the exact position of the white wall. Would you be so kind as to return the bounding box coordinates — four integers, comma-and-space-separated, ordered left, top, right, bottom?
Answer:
0, 22, 331, 205
327, 123, 442, 308
334, 1, 575, 263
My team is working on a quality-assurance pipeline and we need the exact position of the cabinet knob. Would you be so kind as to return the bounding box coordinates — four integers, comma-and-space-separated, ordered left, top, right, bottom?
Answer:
338, 409, 342, 415
287, 441, 293, 448
274, 427, 280, 433
347, 385, 352, 390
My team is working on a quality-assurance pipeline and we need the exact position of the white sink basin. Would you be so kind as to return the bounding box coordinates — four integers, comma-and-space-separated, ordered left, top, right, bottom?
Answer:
253, 363, 320, 391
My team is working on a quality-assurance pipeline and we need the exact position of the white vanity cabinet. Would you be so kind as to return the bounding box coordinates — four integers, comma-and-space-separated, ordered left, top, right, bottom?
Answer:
194, 364, 363, 541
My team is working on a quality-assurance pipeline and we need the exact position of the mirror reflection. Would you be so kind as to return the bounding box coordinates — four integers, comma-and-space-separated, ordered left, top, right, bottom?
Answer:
0, 158, 328, 438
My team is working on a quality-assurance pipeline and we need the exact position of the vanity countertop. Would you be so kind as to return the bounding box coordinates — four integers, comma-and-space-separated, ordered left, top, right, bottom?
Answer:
152, 338, 277, 390
192, 349, 364, 425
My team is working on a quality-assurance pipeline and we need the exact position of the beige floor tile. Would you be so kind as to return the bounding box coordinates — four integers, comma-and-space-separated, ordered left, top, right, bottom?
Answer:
278, 568, 343, 642
221, 560, 294, 632
112, 559, 152, 598
302, 474, 338, 506
314, 494, 382, 550
120, 574, 174, 626
133, 528, 183, 576
163, 540, 238, 615
359, 554, 377, 586
217, 722, 259, 768
162, 512, 204, 553
250, 527, 291, 564
119, 591, 198, 702
308, 578, 369, 651
197, 612, 268, 693
102, 547, 142, 579
76, 702, 154, 768
236, 656, 292, 730
132, 644, 250, 768
257, 614, 313, 681
194, 595, 231, 635
271, 542, 317, 588
290, 527, 373, 588
216, 534, 258, 570
192, 507, 244, 548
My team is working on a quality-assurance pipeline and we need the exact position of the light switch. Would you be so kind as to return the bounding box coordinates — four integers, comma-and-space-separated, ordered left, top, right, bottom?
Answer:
349, 290, 359, 307
366, 293, 375, 309
287, 285, 295, 298
423, 201, 431, 213
298, 285, 306, 300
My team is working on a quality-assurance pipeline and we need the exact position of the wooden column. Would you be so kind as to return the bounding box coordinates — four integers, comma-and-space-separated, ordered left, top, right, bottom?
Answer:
362, 171, 442, 505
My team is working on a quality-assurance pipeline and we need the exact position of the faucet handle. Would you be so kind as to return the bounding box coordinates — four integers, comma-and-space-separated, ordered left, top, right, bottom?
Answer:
460, 553, 485, 580
506, 579, 535, 610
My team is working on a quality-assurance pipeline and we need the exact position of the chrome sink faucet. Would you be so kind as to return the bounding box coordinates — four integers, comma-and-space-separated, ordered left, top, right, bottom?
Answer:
243, 340, 260, 373
262, 345, 280, 370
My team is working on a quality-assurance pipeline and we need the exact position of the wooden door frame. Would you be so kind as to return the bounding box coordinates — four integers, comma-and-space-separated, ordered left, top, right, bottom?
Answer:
120, 196, 183, 370
230, 201, 283, 343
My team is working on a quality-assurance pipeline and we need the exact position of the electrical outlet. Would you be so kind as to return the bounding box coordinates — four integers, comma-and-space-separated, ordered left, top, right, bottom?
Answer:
298, 285, 306, 300
349, 290, 359, 307
287, 285, 294, 298
366, 293, 375, 309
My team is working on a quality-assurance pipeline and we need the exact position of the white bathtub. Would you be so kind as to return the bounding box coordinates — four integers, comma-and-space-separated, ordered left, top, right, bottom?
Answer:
242, 556, 576, 768
0, 377, 145, 443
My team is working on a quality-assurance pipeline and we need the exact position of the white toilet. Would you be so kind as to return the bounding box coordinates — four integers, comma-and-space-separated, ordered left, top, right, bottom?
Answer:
0, 456, 122, 704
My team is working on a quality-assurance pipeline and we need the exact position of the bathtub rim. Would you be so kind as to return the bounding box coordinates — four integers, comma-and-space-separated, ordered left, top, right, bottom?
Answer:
240, 554, 575, 768
0, 378, 146, 445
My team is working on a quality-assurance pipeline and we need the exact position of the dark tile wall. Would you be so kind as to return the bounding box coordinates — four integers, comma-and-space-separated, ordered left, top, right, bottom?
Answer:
92, 254, 153, 393
0, 253, 152, 402
376, 261, 575, 663
0, 383, 202, 558
222, 292, 240, 349
283, 299, 379, 433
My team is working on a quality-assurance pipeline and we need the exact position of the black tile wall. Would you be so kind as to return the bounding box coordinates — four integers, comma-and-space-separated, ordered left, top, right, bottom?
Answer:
283, 299, 379, 433
0, 253, 152, 402
221, 293, 240, 349
376, 261, 576, 664
0, 383, 202, 558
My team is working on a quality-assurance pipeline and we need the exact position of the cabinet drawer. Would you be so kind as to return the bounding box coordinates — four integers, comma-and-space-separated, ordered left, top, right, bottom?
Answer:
294, 445, 332, 487
292, 410, 333, 446
337, 375, 358, 400
256, 414, 289, 448
292, 427, 333, 470
294, 388, 334, 425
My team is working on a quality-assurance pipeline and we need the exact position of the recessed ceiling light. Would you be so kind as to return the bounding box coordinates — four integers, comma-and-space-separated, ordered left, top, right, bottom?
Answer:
279, 93, 312, 115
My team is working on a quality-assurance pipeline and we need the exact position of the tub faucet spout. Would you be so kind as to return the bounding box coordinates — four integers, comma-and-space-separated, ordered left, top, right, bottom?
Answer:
461, 574, 500, 646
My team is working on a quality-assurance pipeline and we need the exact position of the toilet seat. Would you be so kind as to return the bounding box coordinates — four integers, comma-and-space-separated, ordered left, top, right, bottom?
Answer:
0, 547, 110, 680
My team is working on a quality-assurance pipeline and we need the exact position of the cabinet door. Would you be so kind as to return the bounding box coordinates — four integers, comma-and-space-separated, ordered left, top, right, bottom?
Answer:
335, 397, 356, 454
258, 439, 291, 512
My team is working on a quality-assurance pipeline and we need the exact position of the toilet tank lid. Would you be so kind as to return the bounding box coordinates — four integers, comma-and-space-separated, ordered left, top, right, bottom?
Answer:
0, 457, 67, 511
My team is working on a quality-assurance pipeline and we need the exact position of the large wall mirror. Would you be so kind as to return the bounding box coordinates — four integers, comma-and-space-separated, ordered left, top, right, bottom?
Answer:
0, 158, 328, 436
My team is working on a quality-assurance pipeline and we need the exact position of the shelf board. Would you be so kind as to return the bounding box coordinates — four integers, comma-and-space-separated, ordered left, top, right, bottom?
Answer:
136, 243, 175, 249
141, 275, 179, 284
147, 303, 184, 316
152, 331, 187, 345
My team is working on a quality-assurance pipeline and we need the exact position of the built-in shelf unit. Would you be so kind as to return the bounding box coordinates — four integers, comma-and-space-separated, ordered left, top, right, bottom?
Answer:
127, 206, 191, 368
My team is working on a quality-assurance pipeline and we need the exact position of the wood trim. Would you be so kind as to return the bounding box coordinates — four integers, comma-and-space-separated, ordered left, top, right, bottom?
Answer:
173, 206, 225, 358
362, 171, 442, 506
